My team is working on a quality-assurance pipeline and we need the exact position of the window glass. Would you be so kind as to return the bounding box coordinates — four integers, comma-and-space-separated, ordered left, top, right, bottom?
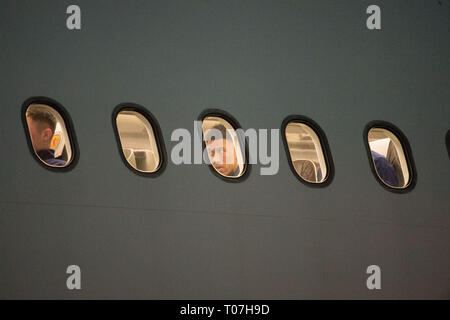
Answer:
285, 122, 328, 183
25, 103, 73, 167
202, 116, 245, 178
115, 110, 161, 173
367, 127, 410, 188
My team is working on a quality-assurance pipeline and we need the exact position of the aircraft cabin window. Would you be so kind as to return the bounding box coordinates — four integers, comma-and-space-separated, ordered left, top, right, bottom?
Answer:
114, 108, 162, 174
366, 126, 412, 189
23, 101, 75, 168
202, 115, 246, 179
283, 119, 331, 184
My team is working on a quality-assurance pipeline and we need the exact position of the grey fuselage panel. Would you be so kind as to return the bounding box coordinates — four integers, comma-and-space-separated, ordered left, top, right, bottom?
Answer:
0, 0, 449, 299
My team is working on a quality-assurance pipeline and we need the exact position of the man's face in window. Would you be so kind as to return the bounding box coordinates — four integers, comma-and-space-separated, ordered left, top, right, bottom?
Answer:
206, 138, 239, 177
26, 116, 53, 152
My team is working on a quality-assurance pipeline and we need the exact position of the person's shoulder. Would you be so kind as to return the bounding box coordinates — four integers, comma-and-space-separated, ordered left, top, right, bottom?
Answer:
45, 158, 67, 166
371, 151, 384, 160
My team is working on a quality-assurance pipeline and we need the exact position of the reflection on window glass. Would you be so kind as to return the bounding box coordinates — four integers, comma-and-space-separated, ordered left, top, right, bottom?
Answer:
115, 110, 161, 173
367, 127, 410, 188
25, 104, 73, 167
202, 116, 245, 178
285, 122, 328, 183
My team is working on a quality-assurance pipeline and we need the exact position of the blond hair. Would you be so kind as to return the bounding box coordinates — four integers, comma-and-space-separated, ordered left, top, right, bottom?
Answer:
26, 105, 57, 133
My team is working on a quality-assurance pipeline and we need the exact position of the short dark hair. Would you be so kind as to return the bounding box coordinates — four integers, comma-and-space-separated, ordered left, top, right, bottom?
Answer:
204, 124, 233, 143
26, 105, 57, 133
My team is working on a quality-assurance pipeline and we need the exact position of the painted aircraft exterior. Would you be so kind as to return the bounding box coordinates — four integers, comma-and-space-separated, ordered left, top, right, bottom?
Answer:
0, 0, 449, 299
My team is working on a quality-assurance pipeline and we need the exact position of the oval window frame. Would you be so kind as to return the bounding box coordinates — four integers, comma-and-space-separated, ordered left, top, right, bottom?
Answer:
112, 103, 166, 178
363, 120, 416, 193
281, 115, 334, 188
21, 96, 79, 172
198, 108, 250, 183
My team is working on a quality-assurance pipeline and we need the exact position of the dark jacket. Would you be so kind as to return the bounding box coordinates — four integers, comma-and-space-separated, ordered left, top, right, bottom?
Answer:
37, 149, 67, 166
371, 151, 399, 187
